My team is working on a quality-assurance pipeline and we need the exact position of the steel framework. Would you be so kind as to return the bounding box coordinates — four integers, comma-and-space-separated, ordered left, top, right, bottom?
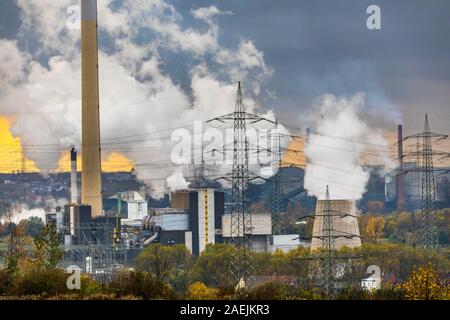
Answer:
206, 82, 275, 286
321, 186, 336, 295
61, 222, 117, 283
300, 186, 362, 297
402, 115, 449, 250
270, 128, 283, 235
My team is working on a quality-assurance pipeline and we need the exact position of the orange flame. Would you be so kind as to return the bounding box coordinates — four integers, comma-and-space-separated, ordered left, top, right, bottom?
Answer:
0, 116, 39, 173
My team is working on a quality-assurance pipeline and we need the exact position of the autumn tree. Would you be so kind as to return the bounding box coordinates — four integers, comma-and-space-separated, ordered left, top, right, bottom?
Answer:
402, 263, 448, 300
2, 210, 30, 273
135, 243, 192, 288
365, 216, 385, 243
22, 216, 45, 238
34, 223, 64, 269
187, 282, 219, 300
188, 243, 233, 288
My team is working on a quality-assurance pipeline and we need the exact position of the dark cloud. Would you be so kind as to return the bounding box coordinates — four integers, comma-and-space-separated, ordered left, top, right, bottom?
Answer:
1, 0, 449, 133
190, 0, 450, 133
0, 0, 20, 39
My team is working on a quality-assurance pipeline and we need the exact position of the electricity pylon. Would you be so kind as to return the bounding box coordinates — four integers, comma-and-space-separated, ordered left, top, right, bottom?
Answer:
298, 186, 362, 297
402, 115, 449, 251
321, 186, 336, 295
270, 127, 283, 235
207, 82, 275, 286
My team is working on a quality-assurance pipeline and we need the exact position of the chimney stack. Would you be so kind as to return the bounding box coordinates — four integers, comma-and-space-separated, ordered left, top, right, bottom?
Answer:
81, 0, 103, 216
396, 124, 405, 210
70, 147, 78, 204
305, 127, 311, 164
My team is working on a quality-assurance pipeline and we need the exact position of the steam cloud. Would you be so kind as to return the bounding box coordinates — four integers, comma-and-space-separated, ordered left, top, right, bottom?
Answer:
0, 1, 274, 198
0, 206, 46, 224
166, 167, 190, 191
304, 93, 395, 200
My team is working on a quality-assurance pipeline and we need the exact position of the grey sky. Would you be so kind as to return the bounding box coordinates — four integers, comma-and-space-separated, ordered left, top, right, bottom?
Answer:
1, 0, 449, 137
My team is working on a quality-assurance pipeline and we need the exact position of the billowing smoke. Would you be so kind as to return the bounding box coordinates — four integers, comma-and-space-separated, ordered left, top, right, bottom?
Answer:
0, 1, 274, 198
166, 167, 190, 191
304, 93, 395, 200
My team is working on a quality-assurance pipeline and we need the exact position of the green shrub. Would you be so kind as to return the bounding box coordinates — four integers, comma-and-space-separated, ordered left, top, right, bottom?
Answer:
108, 270, 174, 300
78, 274, 103, 297
0, 268, 13, 295
336, 286, 369, 300
247, 281, 288, 300
12, 268, 69, 297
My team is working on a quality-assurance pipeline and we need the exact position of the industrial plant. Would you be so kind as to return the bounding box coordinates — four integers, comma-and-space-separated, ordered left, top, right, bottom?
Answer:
0, 0, 449, 304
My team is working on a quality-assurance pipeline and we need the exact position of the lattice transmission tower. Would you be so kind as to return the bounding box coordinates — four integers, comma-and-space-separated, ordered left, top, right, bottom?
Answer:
299, 186, 362, 297
270, 127, 283, 235
207, 82, 275, 286
320, 186, 336, 295
402, 115, 449, 251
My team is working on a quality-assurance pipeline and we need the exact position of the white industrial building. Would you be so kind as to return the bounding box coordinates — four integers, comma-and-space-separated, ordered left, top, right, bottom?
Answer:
222, 213, 272, 252
109, 191, 148, 220
270, 234, 309, 253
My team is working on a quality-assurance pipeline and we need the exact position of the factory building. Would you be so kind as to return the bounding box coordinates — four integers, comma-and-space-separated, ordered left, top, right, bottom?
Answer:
109, 191, 148, 220
221, 213, 272, 252
269, 234, 309, 253
143, 189, 224, 255
386, 162, 420, 206
144, 189, 282, 253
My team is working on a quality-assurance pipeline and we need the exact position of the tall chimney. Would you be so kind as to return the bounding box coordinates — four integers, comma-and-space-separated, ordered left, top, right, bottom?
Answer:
70, 148, 77, 236
70, 147, 78, 204
81, 0, 103, 216
305, 127, 311, 164
396, 124, 405, 210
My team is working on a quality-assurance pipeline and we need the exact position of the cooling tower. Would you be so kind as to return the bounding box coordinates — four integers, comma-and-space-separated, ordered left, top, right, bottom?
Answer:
311, 199, 361, 250
81, 0, 103, 216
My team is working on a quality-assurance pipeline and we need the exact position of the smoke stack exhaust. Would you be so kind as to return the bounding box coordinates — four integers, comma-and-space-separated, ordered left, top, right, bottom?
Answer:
396, 124, 405, 210
81, 0, 103, 216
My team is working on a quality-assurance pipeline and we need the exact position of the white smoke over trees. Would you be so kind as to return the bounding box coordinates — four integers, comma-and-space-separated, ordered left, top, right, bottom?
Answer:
304, 93, 395, 200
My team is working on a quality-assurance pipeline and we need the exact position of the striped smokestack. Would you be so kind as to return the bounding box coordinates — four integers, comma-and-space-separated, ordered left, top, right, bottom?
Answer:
81, 0, 103, 216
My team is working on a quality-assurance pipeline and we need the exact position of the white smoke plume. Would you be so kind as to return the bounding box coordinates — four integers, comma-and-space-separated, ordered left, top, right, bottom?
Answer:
0, 1, 274, 198
0, 206, 46, 224
166, 167, 190, 191
304, 93, 395, 200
